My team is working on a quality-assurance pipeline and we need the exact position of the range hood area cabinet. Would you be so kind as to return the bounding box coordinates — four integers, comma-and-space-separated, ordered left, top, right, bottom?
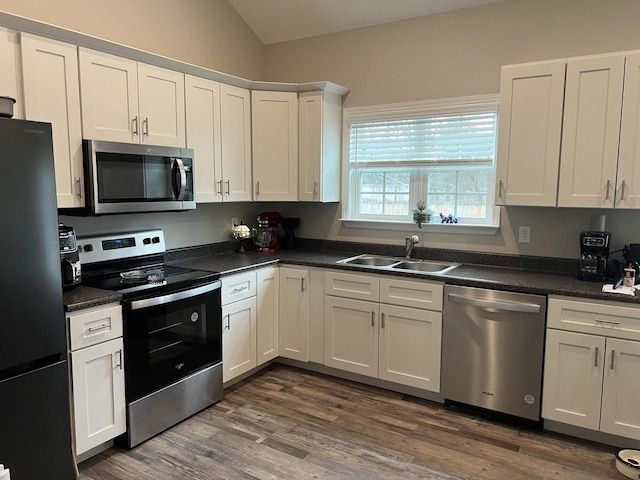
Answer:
186, 78, 253, 203
496, 51, 640, 209
79, 48, 186, 148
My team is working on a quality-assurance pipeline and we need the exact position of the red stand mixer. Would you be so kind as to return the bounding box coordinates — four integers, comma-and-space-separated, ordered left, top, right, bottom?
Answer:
253, 211, 282, 253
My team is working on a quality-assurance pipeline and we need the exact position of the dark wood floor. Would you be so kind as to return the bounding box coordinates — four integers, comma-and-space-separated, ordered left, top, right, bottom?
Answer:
78, 365, 621, 480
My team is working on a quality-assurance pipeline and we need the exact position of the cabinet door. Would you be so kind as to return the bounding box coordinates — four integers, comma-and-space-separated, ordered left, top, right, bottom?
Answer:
378, 304, 441, 392
222, 296, 257, 383
324, 295, 378, 377
558, 54, 625, 207
186, 75, 222, 203
256, 267, 279, 365
600, 338, 640, 439
78, 48, 139, 143
496, 60, 565, 206
298, 91, 322, 202
71, 338, 126, 455
0, 27, 21, 119
541, 329, 604, 430
220, 84, 253, 201
21, 33, 83, 208
137, 63, 186, 147
617, 52, 640, 209
252, 91, 298, 201
279, 267, 309, 361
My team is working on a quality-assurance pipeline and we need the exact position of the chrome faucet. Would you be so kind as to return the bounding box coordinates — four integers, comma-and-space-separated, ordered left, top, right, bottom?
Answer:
405, 235, 419, 258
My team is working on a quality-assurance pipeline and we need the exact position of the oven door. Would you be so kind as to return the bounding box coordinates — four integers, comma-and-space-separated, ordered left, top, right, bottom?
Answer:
122, 280, 222, 402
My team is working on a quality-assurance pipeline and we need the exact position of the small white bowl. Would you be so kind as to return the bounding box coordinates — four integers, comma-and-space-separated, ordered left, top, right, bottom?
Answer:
616, 449, 640, 479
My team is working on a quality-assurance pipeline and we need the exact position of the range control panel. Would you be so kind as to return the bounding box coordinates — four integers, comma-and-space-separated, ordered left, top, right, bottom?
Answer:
78, 230, 165, 265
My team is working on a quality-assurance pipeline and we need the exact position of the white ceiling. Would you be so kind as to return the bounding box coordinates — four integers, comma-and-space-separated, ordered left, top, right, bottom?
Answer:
228, 0, 507, 45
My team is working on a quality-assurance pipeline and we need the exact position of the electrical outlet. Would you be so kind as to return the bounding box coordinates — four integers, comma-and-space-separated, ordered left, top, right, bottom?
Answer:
518, 226, 531, 244
231, 217, 238, 227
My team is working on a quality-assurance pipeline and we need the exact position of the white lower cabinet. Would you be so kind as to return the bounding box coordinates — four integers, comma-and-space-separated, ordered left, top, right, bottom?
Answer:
279, 266, 310, 361
324, 271, 443, 392
68, 303, 125, 456
542, 296, 640, 441
257, 267, 279, 365
222, 296, 257, 382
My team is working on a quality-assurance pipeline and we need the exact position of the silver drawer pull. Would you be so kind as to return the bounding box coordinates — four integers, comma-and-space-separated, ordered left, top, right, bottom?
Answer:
594, 319, 620, 326
371, 311, 375, 327
87, 323, 110, 333
114, 349, 123, 370
231, 286, 249, 294
381, 312, 385, 329
594, 346, 599, 367
610, 349, 615, 371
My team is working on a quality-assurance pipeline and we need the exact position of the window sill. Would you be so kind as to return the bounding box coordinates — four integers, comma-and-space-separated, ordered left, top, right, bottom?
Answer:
339, 218, 500, 235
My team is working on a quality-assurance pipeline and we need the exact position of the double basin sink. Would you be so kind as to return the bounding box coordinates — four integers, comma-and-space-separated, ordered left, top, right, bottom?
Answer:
337, 254, 459, 275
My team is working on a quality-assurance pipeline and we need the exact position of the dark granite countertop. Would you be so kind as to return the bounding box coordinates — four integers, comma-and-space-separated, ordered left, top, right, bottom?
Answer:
63, 240, 640, 311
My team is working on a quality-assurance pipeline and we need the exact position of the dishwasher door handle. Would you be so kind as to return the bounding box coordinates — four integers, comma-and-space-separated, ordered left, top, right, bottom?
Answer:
446, 293, 541, 314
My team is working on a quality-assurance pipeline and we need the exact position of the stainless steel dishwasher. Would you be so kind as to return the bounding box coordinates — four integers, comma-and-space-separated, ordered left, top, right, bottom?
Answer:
441, 285, 547, 421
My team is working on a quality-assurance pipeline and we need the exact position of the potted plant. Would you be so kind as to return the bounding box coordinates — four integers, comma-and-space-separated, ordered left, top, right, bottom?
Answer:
412, 200, 432, 229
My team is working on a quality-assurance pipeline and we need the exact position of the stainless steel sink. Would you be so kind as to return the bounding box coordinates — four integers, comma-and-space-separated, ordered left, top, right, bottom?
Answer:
337, 254, 459, 275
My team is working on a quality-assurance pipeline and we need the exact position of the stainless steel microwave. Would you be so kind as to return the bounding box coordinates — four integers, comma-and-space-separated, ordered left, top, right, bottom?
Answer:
75, 140, 195, 215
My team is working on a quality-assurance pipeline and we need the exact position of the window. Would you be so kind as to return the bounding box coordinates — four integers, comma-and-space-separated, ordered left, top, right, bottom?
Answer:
343, 95, 499, 228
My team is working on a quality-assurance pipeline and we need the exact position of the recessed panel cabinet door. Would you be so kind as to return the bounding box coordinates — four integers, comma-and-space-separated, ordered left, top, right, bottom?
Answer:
495, 60, 565, 206
617, 52, 640, 209
71, 338, 125, 455
279, 267, 309, 361
558, 54, 625, 207
222, 296, 257, 383
21, 33, 83, 208
257, 267, 279, 365
600, 337, 640, 439
541, 329, 604, 430
78, 48, 139, 143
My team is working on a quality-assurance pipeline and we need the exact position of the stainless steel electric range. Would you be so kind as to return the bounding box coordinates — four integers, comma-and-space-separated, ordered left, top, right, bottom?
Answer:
78, 230, 223, 448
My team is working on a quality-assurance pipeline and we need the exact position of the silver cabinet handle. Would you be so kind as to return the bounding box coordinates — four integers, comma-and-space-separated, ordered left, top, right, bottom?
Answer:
371, 311, 375, 327
447, 293, 541, 313
594, 319, 620, 326
620, 180, 626, 201
231, 286, 248, 294
610, 349, 615, 370
300, 277, 305, 292
225, 314, 230, 330
115, 349, 123, 370
76, 177, 82, 198
225, 180, 230, 196
143, 117, 149, 136
381, 312, 385, 329
313, 181, 318, 198
132, 116, 138, 136
256, 181, 260, 196
594, 346, 599, 367
606, 180, 611, 200
498, 179, 504, 199
217, 179, 223, 196
87, 323, 110, 333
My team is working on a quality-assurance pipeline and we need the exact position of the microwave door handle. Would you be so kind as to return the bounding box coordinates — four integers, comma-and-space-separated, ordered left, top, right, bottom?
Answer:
172, 158, 187, 200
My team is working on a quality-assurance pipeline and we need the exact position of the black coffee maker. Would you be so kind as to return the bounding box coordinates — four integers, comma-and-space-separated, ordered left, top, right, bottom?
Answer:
578, 231, 610, 282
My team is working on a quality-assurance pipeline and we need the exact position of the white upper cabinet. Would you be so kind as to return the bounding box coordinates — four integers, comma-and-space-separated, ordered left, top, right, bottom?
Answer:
0, 27, 22, 119
252, 90, 298, 201
298, 91, 342, 202
79, 48, 185, 147
185, 75, 222, 203
558, 54, 625, 207
220, 84, 253, 201
617, 52, 640, 209
20, 33, 83, 208
496, 60, 565, 206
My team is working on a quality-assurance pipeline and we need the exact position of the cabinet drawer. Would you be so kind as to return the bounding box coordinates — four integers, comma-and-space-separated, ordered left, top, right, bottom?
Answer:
68, 303, 122, 351
380, 277, 443, 311
325, 271, 379, 301
548, 296, 640, 341
222, 271, 257, 305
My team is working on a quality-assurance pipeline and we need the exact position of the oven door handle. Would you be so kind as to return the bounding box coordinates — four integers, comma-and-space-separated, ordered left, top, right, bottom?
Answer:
129, 280, 221, 310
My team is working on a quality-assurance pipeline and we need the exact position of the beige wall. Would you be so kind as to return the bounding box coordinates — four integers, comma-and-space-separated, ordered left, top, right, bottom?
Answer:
263, 0, 640, 259
0, 0, 265, 79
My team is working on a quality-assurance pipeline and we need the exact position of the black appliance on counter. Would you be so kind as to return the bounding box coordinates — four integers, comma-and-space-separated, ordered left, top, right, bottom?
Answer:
59, 223, 82, 288
0, 119, 76, 478
578, 231, 611, 282
78, 230, 223, 448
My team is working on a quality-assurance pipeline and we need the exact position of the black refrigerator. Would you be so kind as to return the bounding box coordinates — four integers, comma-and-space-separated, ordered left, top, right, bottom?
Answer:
0, 118, 77, 479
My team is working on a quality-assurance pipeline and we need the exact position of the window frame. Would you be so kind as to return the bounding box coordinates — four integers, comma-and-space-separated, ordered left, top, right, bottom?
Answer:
341, 94, 500, 234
